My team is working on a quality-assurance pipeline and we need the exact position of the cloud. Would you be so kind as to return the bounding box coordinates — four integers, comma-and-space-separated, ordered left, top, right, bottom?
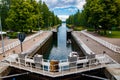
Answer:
42, 0, 86, 10
58, 15, 69, 21
53, 6, 78, 15
37, 0, 86, 21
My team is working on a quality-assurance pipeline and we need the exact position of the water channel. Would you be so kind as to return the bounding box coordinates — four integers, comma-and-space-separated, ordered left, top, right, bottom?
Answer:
43, 23, 73, 60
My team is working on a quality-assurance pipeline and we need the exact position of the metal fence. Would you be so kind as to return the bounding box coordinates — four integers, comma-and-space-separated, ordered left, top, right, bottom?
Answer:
81, 31, 120, 53
5, 54, 116, 77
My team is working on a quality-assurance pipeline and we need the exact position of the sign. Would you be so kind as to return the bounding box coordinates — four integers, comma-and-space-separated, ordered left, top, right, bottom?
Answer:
18, 33, 26, 42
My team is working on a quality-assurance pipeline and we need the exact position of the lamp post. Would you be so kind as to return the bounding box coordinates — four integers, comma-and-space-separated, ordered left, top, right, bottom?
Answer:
0, 0, 5, 57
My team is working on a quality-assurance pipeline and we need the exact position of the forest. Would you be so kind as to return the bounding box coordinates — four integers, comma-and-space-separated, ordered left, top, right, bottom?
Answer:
0, 0, 61, 33
66, 0, 120, 35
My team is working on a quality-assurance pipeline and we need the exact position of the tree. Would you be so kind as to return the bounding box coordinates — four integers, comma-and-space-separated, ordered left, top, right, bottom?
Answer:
84, 0, 120, 34
67, 0, 120, 34
0, 0, 10, 30
42, 2, 50, 27
6, 0, 40, 32
5, 0, 61, 32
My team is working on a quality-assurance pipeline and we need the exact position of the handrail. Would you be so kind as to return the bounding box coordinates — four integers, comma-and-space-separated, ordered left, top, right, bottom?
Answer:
81, 30, 120, 53
5, 54, 116, 77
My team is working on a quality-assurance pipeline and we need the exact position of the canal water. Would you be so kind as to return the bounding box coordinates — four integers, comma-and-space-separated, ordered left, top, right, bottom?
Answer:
43, 23, 73, 60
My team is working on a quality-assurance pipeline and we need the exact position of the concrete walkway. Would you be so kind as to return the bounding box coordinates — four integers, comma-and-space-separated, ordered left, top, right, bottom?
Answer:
73, 31, 120, 63
0, 31, 51, 61
88, 31, 120, 47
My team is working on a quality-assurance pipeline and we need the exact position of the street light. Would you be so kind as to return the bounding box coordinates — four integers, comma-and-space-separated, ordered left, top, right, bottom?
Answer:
0, 0, 5, 57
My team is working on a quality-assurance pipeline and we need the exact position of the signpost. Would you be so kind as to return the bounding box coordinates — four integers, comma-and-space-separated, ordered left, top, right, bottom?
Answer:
18, 33, 26, 52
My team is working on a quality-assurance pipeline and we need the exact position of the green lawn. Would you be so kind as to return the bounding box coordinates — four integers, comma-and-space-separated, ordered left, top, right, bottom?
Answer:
106, 31, 120, 38
67, 24, 120, 38
74, 27, 120, 38
74, 26, 84, 31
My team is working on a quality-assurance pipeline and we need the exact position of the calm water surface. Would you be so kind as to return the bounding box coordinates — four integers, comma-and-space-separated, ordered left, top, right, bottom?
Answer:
43, 23, 73, 60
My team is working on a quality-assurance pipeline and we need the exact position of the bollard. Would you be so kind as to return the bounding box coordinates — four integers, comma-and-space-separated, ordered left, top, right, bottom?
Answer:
50, 60, 59, 72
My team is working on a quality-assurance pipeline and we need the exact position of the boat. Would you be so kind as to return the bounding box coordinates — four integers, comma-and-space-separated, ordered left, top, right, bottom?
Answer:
69, 52, 78, 57
67, 39, 71, 44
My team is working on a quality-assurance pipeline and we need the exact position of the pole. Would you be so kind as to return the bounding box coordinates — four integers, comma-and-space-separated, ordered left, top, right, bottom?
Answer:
0, 16, 5, 57
20, 42, 23, 52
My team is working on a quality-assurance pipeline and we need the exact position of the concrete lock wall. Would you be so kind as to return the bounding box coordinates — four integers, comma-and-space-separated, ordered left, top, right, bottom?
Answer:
33, 33, 53, 56
71, 32, 95, 58
0, 66, 11, 80
21, 31, 53, 58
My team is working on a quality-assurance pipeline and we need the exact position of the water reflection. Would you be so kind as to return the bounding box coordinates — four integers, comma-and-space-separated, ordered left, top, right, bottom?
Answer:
44, 23, 73, 60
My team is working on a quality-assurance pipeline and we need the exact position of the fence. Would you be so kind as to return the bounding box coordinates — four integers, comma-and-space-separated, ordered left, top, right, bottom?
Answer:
0, 31, 43, 54
81, 31, 120, 53
5, 54, 116, 77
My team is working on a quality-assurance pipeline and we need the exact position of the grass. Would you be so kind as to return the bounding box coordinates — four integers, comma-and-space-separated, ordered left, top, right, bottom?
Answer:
66, 24, 85, 31
106, 31, 120, 38
41, 24, 60, 30
74, 26, 84, 31
67, 24, 120, 38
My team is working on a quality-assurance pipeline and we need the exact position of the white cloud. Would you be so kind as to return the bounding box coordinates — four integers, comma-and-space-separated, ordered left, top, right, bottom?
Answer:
76, 0, 86, 10
37, 0, 86, 18
58, 15, 69, 21
42, 0, 86, 10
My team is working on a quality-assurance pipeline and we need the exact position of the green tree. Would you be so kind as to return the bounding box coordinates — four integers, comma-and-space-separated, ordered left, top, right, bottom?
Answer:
42, 2, 50, 27
0, 0, 10, 30
5, 0, 61, 32
67, 0, 120, 34
6, 0, 40, 32
84, 0, 120, 34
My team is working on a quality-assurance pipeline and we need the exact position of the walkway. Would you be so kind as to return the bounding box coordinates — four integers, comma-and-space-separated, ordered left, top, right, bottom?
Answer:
73, 31, 120, 63
0, 31, 51, 61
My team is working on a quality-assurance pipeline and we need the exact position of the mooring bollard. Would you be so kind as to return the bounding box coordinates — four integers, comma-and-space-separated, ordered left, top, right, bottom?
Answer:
50, 60, 59, 72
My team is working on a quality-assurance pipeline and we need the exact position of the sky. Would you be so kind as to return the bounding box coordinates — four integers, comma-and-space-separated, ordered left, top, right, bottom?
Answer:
38, 0, 86, 21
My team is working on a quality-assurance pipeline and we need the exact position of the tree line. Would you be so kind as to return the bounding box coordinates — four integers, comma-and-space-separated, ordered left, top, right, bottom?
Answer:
0, 0, 61, 33
66, 0, 120, 34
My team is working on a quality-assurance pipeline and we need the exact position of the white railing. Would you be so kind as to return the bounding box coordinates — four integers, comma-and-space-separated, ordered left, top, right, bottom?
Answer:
5, 54, 116, 77
81, 31, 120, 53
0, 31, 43, 54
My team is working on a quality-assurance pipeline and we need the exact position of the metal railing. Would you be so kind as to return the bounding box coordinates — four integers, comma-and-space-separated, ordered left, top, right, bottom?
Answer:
0, 31, 43, 54
5, 54, 116, 77
81, 30, 120, 53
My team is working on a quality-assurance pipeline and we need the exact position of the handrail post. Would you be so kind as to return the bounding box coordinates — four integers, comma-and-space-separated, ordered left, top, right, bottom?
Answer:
48, 60, 50, 72
59, 60, 61, 72
42, 59, 44, 74
30, 62, 32, 71
18, 58, 20, 68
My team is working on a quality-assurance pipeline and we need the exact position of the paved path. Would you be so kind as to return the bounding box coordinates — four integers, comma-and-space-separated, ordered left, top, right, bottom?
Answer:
88, 32, 120, 47
0, 31, 51, 61
74, 31, 120, 63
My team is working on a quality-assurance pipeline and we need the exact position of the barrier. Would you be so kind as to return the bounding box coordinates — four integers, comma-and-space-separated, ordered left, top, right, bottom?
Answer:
81, 31, 120, 53
3, 54, 117, 77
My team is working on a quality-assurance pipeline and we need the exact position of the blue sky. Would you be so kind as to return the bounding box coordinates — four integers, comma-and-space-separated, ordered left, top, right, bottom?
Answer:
38, 0, 86, 21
